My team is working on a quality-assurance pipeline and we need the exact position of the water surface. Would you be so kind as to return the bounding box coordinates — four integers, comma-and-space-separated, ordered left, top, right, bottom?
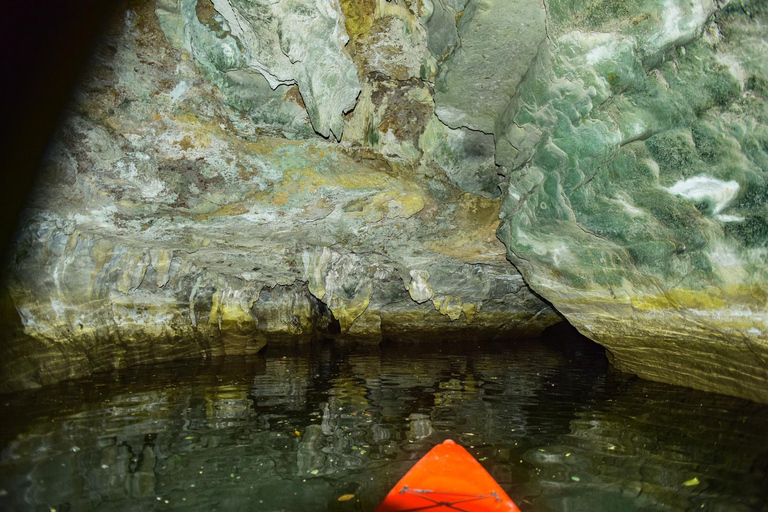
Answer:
1, 336, 767, 511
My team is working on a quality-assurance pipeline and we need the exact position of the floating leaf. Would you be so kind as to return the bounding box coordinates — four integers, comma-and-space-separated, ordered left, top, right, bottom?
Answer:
478, 457, 487, 461
337, 494, 355, 502
295, 431, 301, 436
571, 476, 580, 482
310, 469, 319, 475
683, 477, 700, 487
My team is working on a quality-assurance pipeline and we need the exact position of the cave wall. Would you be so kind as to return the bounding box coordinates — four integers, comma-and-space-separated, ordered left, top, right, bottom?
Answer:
494, 1, 768, 403
0, 0, 558, 393
2, 0, 767, 402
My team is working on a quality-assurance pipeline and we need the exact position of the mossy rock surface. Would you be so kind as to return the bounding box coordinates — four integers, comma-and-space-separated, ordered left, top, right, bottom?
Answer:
496, 1, 768, 402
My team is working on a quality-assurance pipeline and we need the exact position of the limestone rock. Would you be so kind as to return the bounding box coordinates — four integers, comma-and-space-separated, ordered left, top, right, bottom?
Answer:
0, 0, 557, 393
422, 0, 468, 62
433, 0, 546, 134
7, 0, 767, 406
339, 0, 437, 160
420, 116, 501, 198
496, 1, 768, 403
156, 0, 360, 140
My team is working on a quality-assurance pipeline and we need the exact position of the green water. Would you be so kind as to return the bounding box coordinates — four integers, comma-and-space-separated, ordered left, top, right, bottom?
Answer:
1, 336, 767, 511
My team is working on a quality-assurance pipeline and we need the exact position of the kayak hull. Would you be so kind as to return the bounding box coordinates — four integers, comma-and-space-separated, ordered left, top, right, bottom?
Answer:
375, 440, 521, 512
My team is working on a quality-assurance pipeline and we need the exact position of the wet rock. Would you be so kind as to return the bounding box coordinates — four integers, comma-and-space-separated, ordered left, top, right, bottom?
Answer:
156, 0, 360, 140
433, 0, 546, 134
496, 1, 768, 402
7, 0, 767, 407
408, 413, 433, 440
0, 0, 557, 393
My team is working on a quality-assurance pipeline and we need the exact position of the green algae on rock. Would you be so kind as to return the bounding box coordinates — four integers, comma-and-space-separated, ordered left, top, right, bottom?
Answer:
156, 0, 361, 140
495, 0, 768, 403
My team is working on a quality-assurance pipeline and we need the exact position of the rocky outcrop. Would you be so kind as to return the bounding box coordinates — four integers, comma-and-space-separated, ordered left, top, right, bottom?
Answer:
0, 0, 557, 393
156, 0, 361, 140
2, 0, 767, 403
434, 0, 546, 135
494, 1, 768, 403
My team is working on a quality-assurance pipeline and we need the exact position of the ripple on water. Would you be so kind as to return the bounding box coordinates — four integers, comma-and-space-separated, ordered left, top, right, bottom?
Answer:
0, 338, 767, 511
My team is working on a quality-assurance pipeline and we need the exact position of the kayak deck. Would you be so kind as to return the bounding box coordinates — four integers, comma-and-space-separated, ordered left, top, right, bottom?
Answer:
375, 440, 521, 512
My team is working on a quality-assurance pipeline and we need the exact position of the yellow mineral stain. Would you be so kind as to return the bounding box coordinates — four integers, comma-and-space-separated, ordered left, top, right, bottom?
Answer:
393, 193, 425, 218
329, 287, 373, 333
337, 0, 376, 45
427, 194, 506, 263
209, 290, 221, 326
195, 201, 249, 221
432, 295, 464, 321
629, 284, 766, 312
209, 290, 255, 331
272, 192, 290, 207
176, 113, 202, 127
462, 302, 479, 324
177, 135, 195, 151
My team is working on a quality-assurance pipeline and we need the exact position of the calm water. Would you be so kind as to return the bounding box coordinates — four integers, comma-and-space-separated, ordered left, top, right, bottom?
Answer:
1, 336, 767, 512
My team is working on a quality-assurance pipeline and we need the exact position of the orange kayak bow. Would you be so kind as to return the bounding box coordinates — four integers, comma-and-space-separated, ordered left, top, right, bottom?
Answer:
375, 440, 521, 512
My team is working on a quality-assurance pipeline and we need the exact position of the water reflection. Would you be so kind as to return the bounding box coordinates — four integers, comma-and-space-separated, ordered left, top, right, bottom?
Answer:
0, 338, 767, 511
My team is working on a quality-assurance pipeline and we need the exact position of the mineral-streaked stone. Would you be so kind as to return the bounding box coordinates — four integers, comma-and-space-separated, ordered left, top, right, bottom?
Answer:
339, 0, 437, 161
3, 0, 767, 404
433, 0, 546, 134
0, 0, 557, 393
422, 0, 468, 62
496, 1, 768, 403
420, 116, 501, 198
156, 0, 360, 140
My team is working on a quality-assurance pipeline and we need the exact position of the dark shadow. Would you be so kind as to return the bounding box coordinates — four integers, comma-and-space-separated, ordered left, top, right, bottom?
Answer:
0, 0, 117, 257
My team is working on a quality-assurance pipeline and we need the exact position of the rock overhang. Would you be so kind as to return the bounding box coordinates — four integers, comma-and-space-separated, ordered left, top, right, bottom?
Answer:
1, 0, 767, 404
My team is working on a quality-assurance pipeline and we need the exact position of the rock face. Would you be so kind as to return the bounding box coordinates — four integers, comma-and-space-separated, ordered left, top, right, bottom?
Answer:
156, 0, 361, 140
0, 0, 558, 393
434, 0, 546, 134
2, 0, 767, 403
495, 1, 768, 403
